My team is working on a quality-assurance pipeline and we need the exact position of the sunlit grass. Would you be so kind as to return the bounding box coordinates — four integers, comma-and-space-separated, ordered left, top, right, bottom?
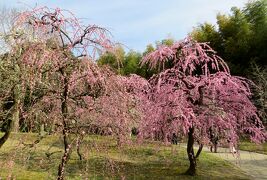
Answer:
238, 140, 267, 155
0, 133, 250, 179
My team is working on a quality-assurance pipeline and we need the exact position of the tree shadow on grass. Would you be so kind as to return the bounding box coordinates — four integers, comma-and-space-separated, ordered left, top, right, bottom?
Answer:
65, 156, 250, 180
0, 136, 251, 180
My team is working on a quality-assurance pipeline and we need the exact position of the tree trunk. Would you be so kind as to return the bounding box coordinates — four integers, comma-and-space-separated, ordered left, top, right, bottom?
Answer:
57, 74, 70, 180
185, 86, 204, 175
185, 127, 197, 176
0, 120, 12, 148
57, 131, 71, 180
12, 84, 21, 132
12, 104, 20, 132
0, 84, 21, 148
57, 115, 71, 179
76, 136, 83, 161
57, 136, 71, 180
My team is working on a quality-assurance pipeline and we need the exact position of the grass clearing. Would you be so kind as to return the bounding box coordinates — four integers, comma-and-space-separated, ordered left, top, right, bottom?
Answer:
0, 133, 250, 179
238, 140, 267, 155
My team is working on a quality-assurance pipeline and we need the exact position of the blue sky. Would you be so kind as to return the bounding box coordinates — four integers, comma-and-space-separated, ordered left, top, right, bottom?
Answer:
0, 0, 248, 52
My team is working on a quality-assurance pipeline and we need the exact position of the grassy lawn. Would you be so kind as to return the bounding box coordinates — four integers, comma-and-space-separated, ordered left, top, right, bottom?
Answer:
238, 140, 267, 155
0, 133, 250, 179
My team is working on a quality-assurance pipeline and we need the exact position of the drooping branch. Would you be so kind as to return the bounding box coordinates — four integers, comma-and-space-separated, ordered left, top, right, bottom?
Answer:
195, 144, 203, 159
15, 7, 113, 60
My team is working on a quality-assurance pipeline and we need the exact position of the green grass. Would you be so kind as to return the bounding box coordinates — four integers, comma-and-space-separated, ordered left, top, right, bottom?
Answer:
238, 140, 267, 155
0, 133, 250, 179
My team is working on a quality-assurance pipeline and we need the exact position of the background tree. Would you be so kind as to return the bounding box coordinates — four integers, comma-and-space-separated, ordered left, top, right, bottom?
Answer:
191, 0, 267, 76
250, 63, 267, 125
97, 44, 125, 74
122, 50, 142, 75
0, 7, 19, 53
98, 48, 147, 77
0, 7, 22, 141
0, 35, 43, 148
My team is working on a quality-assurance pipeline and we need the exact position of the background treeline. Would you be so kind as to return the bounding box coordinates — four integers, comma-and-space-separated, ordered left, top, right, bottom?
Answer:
99, 0, 266, 78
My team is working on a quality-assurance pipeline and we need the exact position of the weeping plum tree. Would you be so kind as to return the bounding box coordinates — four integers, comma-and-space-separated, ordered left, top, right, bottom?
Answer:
0, 6, 144, 179
138, 37, 266, 175
0, 7, 138, 179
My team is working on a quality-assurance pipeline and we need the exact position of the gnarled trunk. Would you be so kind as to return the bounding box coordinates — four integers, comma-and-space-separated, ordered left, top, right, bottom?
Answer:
57, 132, 71, 180
185, 128, 204, 176
57, 117, 71, 179
185, 127, 196, 176
185, 86, 205, 175
57, 74, 71, 180
0, 84, 22, 148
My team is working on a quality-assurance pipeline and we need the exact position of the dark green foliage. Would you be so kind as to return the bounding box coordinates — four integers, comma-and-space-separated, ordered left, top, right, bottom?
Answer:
250, 63, 267, 125
97, 47, 155, 79
98, 52, 121, 73
97, 39, 174, 79
191, 0, 267, 76
122, 51, 141, 75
